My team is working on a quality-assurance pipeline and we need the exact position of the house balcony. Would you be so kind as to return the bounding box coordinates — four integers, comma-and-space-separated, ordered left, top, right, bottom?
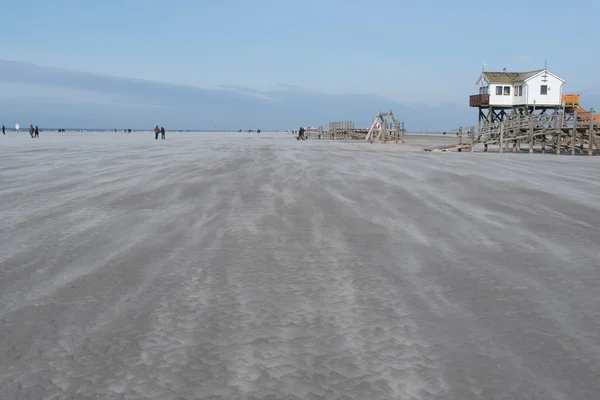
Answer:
470, 94, 489, 107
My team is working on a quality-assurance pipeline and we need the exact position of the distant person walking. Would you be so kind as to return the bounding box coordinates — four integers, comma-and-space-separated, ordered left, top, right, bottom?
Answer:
154, 125, 160, 140
2, 125, 5, 135
35, 126, 40, 138
29, 124, 34, 138
296, 127, 305, 140
160, 126, 165, 140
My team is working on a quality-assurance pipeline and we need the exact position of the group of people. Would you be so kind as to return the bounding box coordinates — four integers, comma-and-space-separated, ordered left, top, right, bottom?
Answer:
296, 127, 306, 140
1, 124, 40, 137
153, 126, 166, 140
29, 124, 40, 138
1, 124, 305, 140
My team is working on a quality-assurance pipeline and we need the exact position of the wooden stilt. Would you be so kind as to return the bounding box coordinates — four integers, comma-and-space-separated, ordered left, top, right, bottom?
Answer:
557, 112, 564, 155
572, 107, 577, 155
588, 108, 595, 156
542, 136, 546, 153
499, 122, 504, 153
401, 122, 405, 143
529, 110, 534, 153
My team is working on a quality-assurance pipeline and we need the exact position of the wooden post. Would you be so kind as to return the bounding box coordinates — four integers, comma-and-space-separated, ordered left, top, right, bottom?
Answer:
572, 107, 578, 155
529, 110, 534, 153
458, 126, 463, 144
471, 126, 475, 152
484, 110, 489, 138
588, 108, 595, 156
542, 135, 546, 153
557, 112, 563, 155
401, 121, 405, 143
499, 122, 504, 153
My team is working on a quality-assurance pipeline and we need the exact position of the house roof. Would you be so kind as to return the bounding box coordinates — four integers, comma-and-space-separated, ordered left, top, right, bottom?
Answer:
482, 70, 543, 83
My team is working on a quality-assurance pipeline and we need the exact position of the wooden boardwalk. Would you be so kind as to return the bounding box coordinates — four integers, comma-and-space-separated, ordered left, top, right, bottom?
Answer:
444, 108, 599, 154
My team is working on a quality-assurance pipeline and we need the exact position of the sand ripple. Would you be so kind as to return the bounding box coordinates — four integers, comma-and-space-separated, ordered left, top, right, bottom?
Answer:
1, 132, 599, 399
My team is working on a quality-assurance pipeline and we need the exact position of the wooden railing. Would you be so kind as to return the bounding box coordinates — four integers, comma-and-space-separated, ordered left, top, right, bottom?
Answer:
469, 94, 490, 107
448, 108, 599, 154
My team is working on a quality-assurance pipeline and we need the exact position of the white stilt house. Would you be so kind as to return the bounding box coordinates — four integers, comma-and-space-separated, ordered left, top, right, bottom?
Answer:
470, 68, 566, 124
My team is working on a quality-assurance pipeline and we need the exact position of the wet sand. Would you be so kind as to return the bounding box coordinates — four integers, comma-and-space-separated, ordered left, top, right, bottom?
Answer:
1, 131, 599, 399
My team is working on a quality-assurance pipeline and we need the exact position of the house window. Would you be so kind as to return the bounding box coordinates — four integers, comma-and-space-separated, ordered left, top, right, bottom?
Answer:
519, 85, 523, 96
541, 85, 548, 95
496, 86, 502, 95
514, 86, 518, 96
504, 86, 510, 95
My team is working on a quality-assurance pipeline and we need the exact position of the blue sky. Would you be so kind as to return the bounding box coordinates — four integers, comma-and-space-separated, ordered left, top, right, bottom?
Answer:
1, 0, 600, 129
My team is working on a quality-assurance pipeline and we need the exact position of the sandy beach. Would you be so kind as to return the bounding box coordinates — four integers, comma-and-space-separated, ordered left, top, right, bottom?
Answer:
1, 131, 599, 399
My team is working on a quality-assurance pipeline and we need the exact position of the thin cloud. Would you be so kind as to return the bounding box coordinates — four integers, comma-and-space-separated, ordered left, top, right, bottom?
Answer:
0, 59, 473, 131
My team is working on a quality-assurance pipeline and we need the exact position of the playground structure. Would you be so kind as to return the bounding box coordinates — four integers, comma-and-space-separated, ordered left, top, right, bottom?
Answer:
364, 110, 405, 144
324, 110, 405, 143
